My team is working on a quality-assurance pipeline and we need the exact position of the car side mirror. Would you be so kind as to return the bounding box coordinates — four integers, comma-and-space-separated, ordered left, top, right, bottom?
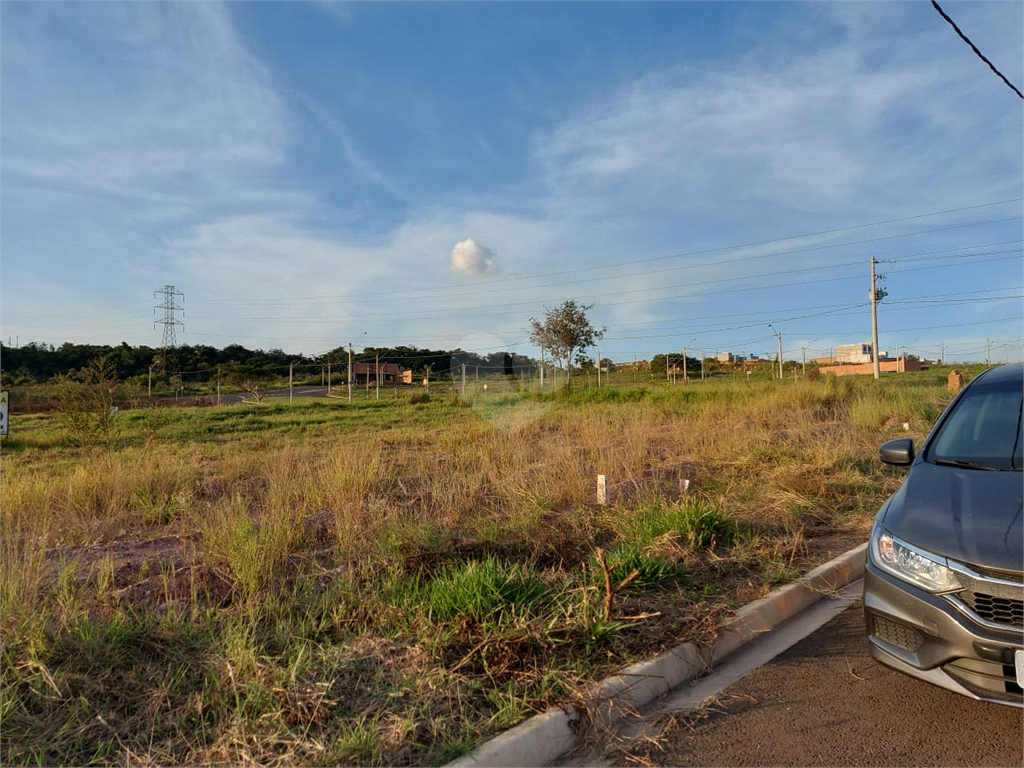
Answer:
879, 438, 915, 466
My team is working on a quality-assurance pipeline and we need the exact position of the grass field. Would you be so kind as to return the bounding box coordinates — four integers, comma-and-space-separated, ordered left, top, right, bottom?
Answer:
0, 368, 981, 766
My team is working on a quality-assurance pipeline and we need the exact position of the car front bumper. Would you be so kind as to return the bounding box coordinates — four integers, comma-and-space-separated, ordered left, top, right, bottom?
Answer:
863, 559, 1024, 707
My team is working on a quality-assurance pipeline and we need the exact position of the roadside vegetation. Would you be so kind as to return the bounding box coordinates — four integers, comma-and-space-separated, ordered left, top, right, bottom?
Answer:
0, 367, 980, 766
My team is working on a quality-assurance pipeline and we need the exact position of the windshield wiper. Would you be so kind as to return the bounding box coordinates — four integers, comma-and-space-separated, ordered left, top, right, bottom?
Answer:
932, 458, 1002, 471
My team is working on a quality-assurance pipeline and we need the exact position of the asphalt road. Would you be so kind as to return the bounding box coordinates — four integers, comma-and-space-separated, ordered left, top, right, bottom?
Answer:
216, 384, 411, 404
608, 605, 1023, 767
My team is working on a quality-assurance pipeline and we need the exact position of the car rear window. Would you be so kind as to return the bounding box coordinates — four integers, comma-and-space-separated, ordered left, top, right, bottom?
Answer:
928, 379, 1024, 470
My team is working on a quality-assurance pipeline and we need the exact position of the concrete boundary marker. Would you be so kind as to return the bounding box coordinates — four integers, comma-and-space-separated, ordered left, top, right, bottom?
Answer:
447, 542, 867, 768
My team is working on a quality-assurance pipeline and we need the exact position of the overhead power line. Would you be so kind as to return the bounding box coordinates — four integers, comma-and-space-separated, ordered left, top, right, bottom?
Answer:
195, 199, 1023, 305
188, 248, 1022, 325
931, 0, 1023, 99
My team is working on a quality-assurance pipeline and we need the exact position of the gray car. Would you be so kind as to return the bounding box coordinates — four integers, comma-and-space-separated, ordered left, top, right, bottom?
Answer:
863, 363, 1023, 706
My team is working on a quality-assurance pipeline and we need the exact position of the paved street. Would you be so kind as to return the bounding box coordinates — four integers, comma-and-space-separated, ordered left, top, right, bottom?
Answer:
603, 604, 1023, 767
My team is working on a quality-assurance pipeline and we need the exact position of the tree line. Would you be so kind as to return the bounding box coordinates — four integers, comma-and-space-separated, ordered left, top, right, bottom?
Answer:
0, 341, 549, 386
1, 302, 616, 387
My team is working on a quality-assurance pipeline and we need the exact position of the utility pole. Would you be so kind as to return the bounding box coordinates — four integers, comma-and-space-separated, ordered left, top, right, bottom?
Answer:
700, 355, 705, 381
940, 342, 945, 366
777, 334, 783, 380
1004, 344, 1009, 365
461, 362, 466, 397
870, 257, 887, 380
597, 349, 601, 388
148, 366, 153, 397
540, 346, 545, 391
986, 338, 992, 366
327, 363, 332, 396
217, 366, 221, 405
289, 362, 293, 403
348, 343, 353, 402
768, 324, 782, 380
376, 353, 380, 401
801, 346, 807, 376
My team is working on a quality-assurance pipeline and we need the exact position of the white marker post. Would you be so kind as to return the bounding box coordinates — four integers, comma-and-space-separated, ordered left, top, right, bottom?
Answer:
597, 474, 607, 506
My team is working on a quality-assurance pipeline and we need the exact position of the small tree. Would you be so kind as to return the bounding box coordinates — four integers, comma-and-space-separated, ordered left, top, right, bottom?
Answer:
55, 355, 121, 446
528, 301, 605, 388
226, 366, 274, 404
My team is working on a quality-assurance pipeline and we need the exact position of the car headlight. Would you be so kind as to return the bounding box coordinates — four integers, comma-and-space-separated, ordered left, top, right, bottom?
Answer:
870, 526, 962, 594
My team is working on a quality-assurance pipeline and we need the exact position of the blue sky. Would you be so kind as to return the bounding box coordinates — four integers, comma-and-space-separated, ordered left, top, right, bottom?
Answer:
2, 1, 1022, 364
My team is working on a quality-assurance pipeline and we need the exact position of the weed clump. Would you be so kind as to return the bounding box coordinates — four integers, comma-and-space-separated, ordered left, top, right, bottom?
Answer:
411, 557, 549, 623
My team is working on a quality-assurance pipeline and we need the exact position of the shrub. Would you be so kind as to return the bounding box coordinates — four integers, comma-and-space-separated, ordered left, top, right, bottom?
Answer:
54, 356, 122, 446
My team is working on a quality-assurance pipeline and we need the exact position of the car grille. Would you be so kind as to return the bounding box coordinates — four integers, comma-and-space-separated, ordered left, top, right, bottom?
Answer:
968, 564, 1023, 584
955, 590, 1024, 629
871, 615, 924, 652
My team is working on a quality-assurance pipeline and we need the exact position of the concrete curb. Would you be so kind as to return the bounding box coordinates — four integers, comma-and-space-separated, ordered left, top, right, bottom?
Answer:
447, 542, 867, 768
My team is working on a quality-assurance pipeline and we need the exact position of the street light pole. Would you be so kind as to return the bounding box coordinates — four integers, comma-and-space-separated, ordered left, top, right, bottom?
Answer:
684, 338, 696, 384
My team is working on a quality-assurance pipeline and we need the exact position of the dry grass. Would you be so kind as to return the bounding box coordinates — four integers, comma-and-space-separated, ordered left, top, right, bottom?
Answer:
0, 371, 961, 766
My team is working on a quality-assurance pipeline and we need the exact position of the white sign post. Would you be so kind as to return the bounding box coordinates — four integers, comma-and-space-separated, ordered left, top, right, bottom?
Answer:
0, 390, 8, 437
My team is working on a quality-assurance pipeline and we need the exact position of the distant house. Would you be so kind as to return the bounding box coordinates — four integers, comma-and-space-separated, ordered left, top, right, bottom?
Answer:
353, 362, 402, 385
718, 352, 761, 363
836, 343, 888, 364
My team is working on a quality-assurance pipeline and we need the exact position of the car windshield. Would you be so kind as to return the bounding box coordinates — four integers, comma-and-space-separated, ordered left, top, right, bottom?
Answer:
928, 378, 1024, 471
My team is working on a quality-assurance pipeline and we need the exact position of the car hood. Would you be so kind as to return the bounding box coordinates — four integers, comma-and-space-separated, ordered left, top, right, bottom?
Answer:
882, 461, 1024, 574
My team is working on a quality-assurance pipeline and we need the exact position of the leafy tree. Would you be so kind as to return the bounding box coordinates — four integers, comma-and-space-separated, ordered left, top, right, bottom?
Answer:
528, 301, 605, 387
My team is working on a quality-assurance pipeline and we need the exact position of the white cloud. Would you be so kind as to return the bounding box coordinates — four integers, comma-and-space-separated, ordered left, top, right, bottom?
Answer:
536, 10, 1021, 223
450, 239, 498, 275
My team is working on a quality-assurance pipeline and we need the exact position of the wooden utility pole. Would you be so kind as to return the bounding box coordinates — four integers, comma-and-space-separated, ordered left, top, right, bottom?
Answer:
327, 363, 332, 396
540, 346, 545, 390
148, 366, 153, 397
801, 347, 807, 376
597, 349, 601, 388
289, 363, 293, 403
461, 362, 466, 397
987, 338, 992, 365
217, 366, 221, 405
376, 353, 380, 401
347, 343, 353, 402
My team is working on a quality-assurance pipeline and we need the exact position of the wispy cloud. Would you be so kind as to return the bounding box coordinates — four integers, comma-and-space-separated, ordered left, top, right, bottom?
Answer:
2, 2, 1019, 360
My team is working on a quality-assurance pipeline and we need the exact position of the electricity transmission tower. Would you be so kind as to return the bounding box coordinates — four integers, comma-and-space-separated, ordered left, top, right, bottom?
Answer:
154, 285, 185, 371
